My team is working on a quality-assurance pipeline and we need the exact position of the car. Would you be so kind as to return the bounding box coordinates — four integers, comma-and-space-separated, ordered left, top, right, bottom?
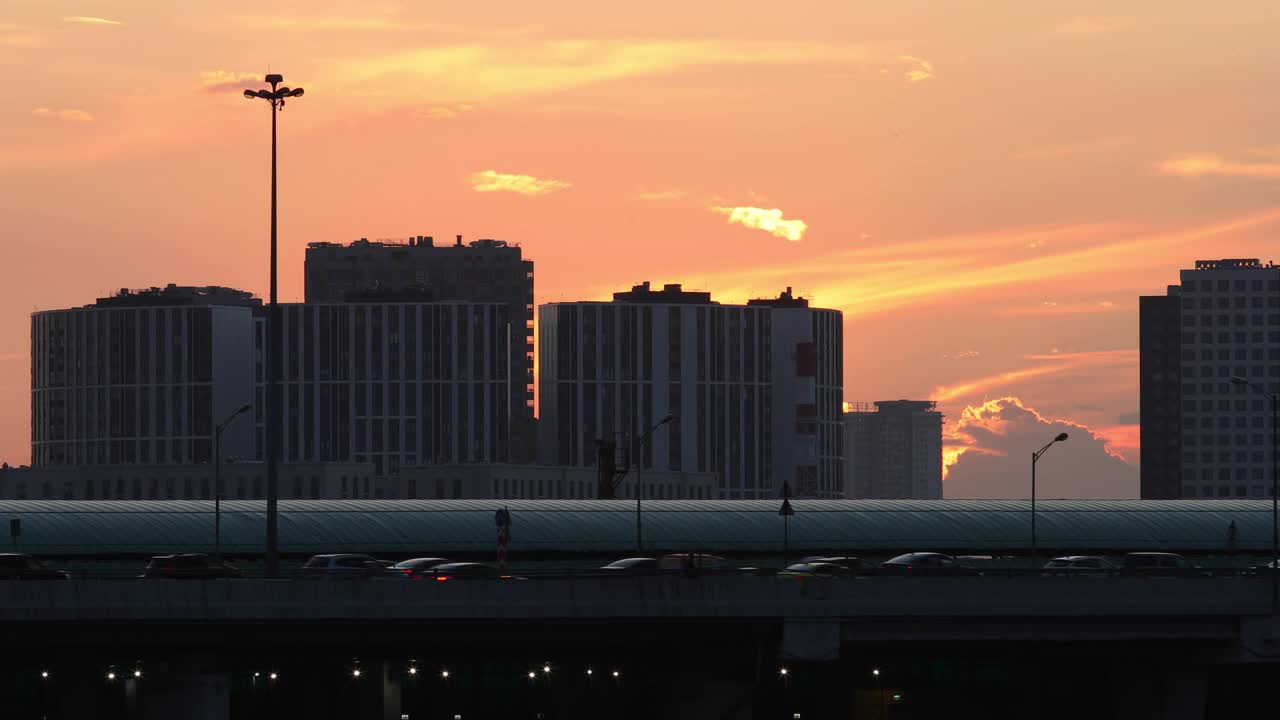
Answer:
800, 556, 862, 571
392, 557, 453, 579
300, 554, 403, 580
1250, 559, 1280, 574
599, 557, 659, 575
1042, 556, 1116, 576
0, 553, 69, 581
777, 562, 851, 579
142, 554, 241, 579
657, 553, 726, 572
430, 562, 505, 581
876, 552, 978, 576
1120, 552, 1197, 576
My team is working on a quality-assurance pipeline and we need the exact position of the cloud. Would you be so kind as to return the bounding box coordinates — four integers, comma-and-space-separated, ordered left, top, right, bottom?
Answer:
31, 107, 93, 123
328, 39, 877, 107
199, 71, 264, 94
636, 189, 686, 202
898, 55, 934, 83
932, 350, 1137, 403
943, 397, 1137, 499
711, 206, 808, 242
0, 21, 45, 47
1017, 136, 1129, 160
999, 300, 1122, 316
63, 16, 121, 26
1156, 153, 1280, 179
1054, 16, 1135, 36
413, 104, 473, 120
469, 170, 570, 196
942, 350, 980, 360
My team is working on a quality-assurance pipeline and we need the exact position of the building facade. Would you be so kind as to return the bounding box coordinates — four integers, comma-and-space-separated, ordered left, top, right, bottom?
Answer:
538, 282, 844, 499
1146, 259, 1280, 500
1139, 287, 1183, 499
265, 300, 512, 478
30, 286, 258, 469
0, 462, 378, 500
304, 236, 534, 420
844, 400, 943, 499
401, 464, 718, 500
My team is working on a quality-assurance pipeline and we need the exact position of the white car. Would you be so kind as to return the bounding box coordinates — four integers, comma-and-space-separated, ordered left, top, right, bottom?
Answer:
1042, 556, 1116, 576
299, 553, 403, 580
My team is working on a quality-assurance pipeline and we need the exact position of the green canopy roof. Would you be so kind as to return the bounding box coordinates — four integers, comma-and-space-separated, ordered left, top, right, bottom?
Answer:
0, 499, 1270, 557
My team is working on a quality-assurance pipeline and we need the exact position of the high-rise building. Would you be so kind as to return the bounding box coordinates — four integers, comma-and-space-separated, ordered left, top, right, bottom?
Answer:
30, 286, 258, 468
1139, 286, 1183, 499
304, 236, 534, 421
1143, 259, 1280, 500
262, 299, 512, 478
844, 400, 943, 499
538, 282, 844, 499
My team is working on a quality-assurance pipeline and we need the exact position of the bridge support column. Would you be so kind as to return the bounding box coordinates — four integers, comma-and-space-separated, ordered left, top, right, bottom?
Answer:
136, 658, 228, 720
1108, 660, 1207, 720
379, 660, 403, 720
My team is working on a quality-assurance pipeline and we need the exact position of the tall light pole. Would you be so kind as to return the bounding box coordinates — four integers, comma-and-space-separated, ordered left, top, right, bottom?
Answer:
1031, 432, 1069, 563
244, 75, 304, 576
1231, 375, 1278, 613
214, 404, 252, 559
634, 414, 673, 553
873, 668, 883, 720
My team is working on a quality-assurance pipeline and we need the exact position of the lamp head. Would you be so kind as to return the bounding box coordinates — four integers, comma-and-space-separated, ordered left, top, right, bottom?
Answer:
1054, 432, 1069, 442
243, 90, 256, 99
289, 87, 305, 97
265, 73, 284, 84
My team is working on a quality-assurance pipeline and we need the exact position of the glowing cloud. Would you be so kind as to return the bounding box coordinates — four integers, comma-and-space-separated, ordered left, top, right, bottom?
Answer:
63, 16, 122, 26
1156, 153, 1280, 179
943, 397, 1136, 498
469, 170, 570, 196
636, 189, 686, 202
31, 107, 93, 123
0, 21, 45, 47
413, 105, 473, 120
712, 206, 807, 242
898, 55, 934, 83
1054, 16, 1135, 36
199, 71, 263, 93
932, 350, 1137, 403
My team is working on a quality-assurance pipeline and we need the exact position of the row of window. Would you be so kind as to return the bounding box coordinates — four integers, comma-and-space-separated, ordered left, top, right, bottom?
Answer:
1182, 485, 1276, 498
1182, 331, 1280, 344
1182, 313, 1280, 326
1183, 348, 1280, 361
0, 475, 373, 501
1180, 278, 1280, 293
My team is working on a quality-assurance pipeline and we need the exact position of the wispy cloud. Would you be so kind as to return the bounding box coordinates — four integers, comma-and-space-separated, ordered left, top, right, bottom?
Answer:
1017, 136, 1129, 160
329, 40, 877, 106
199, 70, 263, 94
711, 206, 807, 242
63, 16, 122, 26
942, 350, 980, 360
0, 21, 45, 47
898, 55, 934, 83
1054, 16, 1135, 36
999, 300, 1120, 316
413, 104, 473, 120
31, 107, 93, 123
469, 170, 570, 196
1156, 153, 1280, 179
636, 189, 686, 202
932, 350, 1137, 403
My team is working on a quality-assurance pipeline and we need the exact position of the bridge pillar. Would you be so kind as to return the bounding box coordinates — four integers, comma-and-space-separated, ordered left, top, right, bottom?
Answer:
136, 658, 228, 720
379, 660, 403, 720
1108, 660, 1207, 720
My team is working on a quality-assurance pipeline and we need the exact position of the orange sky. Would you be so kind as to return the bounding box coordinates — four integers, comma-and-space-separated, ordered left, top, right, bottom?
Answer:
3, 1, 1280, 487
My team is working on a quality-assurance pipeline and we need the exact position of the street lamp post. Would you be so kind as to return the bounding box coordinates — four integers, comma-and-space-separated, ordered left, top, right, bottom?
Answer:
873, 668, 883, 720
1231, 375, 1279, 614
214, 404, 252, 560
244, 75, 304, 576
1031, 432, 1069, 564
633, 414, 674, 553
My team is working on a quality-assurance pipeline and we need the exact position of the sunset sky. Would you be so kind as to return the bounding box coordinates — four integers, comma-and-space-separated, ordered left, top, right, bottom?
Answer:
4, 1, 1280, 497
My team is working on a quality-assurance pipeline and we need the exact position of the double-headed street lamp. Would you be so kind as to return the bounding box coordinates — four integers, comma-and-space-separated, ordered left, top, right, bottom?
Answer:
1230, 375, 1279, 614
244, 74, 304, 576
633, 414, 674, 553
214, 404, 252, 559
1031, 432, 1069, 562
